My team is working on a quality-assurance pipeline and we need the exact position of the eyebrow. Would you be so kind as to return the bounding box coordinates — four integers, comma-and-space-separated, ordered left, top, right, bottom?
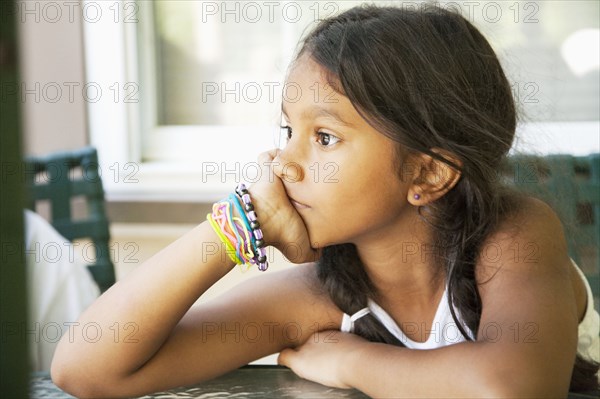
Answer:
281, 102, 355, 128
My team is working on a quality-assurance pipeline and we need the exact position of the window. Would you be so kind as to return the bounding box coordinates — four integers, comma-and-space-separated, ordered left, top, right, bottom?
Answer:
84, 0, 599, 201
138, 1, 367, 165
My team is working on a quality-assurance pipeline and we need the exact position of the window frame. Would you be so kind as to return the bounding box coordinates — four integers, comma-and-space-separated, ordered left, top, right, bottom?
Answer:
84, 0, 284, 202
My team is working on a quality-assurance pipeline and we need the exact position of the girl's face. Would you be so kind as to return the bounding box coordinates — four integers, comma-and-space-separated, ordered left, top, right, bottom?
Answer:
275, 55, 417, 248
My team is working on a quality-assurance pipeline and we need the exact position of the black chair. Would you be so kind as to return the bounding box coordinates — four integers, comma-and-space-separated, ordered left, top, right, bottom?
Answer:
24, 146, 116, 293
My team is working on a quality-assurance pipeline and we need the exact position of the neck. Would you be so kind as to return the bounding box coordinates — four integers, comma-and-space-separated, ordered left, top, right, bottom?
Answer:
353, 206, 444, 309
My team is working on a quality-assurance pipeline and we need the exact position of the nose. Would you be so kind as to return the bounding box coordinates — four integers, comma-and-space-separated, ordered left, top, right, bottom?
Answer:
273, 141, 305, 184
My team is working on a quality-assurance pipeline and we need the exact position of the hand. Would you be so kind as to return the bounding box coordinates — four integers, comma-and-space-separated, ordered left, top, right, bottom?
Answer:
277, 330, 368, 389
247, 149, 320, 264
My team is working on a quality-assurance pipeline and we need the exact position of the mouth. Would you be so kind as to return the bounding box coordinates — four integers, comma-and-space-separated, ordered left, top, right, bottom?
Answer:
289, 197, 310, 209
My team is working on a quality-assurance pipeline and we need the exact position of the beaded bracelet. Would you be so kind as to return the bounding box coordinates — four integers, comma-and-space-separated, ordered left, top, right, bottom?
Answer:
235, 183, 268, 271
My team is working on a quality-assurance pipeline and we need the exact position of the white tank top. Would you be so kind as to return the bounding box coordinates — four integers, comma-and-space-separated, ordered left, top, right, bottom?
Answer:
341, 258, 599, 362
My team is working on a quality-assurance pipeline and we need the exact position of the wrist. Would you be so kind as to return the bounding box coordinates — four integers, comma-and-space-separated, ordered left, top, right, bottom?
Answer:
199, 220, 236, 274
339, 339, 372, 389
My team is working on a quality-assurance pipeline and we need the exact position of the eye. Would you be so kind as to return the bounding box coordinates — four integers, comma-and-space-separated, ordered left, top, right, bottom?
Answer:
317, 132, 341, 147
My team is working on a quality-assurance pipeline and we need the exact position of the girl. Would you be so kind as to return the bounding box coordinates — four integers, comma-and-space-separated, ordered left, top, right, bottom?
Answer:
52, 3, 599, 397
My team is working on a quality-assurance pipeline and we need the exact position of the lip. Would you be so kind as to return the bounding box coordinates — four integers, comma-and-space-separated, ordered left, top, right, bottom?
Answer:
289, 197, 310, 209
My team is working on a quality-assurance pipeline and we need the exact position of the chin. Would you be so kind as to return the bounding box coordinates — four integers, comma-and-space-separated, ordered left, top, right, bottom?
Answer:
307, 231, 349, 249
304, 219, 359, 248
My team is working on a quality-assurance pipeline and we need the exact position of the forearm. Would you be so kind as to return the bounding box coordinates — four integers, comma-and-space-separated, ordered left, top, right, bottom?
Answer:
341, 340, 519, 398
52, 221, 235, 379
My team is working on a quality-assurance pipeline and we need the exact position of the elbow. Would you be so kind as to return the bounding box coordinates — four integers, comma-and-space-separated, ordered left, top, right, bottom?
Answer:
50, 344, 73, 395
51, 354, 122, 398
50, 361, 87, 398
51, 338, 141, 398
51, 358, 97, 398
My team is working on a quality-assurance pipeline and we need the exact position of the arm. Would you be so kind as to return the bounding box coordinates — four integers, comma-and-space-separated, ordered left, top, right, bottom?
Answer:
50, 221, 231, 396
281, 198, 579, 397
51, 220, 326, 398
52, 150, 322, 398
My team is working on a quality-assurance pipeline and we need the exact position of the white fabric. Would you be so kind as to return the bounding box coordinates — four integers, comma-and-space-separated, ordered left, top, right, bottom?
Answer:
571, 259, 600, 363
24, 209, 100, 371
341, 258, 599, 361
341, 287, 472, 349
341, 307, 370, 333
366, 293, 473, 349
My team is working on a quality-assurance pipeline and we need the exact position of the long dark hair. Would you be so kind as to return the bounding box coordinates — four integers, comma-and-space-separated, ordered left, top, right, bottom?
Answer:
292, 3, 599, 392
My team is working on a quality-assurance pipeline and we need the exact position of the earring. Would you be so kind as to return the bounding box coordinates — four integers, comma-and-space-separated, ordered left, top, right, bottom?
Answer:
413, 193, 421, 200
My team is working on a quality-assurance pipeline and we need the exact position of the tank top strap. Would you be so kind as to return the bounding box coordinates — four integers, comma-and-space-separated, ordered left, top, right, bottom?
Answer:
341, 307, 371, 333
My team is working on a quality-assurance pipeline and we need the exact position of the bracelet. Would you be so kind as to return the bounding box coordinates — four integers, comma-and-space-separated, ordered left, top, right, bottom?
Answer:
206, 184, 269, 271
235, 183, 268, 271
206, 212, 242, 265
208, 201, 254, 270
228, 194, 257, 262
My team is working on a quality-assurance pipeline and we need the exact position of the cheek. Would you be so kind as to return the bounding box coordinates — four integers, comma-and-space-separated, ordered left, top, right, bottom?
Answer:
295, 184, 352, 246
304, 202, 395, 247
303, 178, 404, 246
300, 150, 405, 245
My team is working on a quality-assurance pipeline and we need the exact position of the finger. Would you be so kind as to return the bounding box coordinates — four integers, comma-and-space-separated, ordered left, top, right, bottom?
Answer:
277, 348, 294, 367
257, 150, 273, 164
268, 148, 281, 159
255, 152, 280, 185
257, 149, 281, 164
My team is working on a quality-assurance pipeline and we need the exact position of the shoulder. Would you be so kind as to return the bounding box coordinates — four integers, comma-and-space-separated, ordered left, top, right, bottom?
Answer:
457, 198, 581, 396
469, 197, 580, 392
473, 195, 575, 317
475, 196, 570, 285
473, 196, 578, 335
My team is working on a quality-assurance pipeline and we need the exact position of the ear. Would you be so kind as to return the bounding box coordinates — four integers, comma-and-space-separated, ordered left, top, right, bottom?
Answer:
407, 147, 462, 206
